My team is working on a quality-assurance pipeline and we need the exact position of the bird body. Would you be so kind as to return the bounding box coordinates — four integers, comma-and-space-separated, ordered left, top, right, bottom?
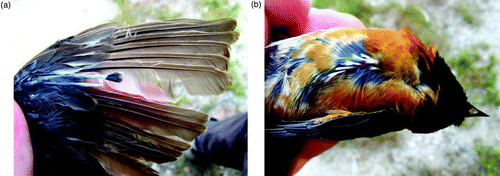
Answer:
265, 27, 486, 138
14, 18, 238, 175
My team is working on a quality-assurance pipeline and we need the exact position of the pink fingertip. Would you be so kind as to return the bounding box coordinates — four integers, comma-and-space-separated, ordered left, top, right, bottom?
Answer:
102, 80, 172, 104
138, 82, 171, 103
265, 15, 270, 45
83, 73, 171, 104
14, 100, 33, 176
100, 71, 171, 104
266, 0, 310, 33
305, 8, 366, 33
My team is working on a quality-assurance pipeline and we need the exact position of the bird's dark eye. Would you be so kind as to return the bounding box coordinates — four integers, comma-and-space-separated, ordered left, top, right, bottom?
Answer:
469, 107, 477, 114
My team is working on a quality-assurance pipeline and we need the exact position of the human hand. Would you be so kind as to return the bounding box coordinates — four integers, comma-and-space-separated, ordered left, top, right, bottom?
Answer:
14, 100, 33, 176
265, 0, 365, 45
265, 1, 365, 175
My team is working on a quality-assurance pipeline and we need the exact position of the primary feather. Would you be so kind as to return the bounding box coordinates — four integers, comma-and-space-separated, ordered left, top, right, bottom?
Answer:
265, 27, 486, 139
14, 18, 238, 176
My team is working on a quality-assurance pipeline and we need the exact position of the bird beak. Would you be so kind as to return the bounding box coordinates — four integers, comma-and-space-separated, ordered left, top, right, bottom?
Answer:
467, 105, 488, 117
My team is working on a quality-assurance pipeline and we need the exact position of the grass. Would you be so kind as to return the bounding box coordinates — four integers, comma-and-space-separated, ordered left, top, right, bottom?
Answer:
474, 144, 500, 175
394, 5, 450, 53
454, 3, 478, 25
227, 50, 247, 98
311, 0, 374, 26
398, 6, 430, 32
112, 0, 135, 24
154, 4, 183, 21
110, 0, 184, 25
197, 0, 241, 21
450, 49, 500, 107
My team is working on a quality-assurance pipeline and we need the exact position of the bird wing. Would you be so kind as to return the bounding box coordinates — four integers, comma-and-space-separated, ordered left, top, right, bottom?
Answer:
14, 18, 238, 175
265, 110, 412, 140
265, 28, 384, 120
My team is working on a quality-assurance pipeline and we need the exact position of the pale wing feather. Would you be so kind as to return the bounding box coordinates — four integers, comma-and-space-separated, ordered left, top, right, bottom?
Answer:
92, 150, 158, 176
108, 53, 228, 71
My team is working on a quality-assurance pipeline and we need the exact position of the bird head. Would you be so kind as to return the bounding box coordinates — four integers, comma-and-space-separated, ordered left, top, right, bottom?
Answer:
403, 31, 488, 133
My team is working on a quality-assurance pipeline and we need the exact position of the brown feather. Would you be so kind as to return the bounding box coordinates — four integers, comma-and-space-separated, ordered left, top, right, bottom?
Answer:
78, 18, 238, 174
92, 150, 158, 176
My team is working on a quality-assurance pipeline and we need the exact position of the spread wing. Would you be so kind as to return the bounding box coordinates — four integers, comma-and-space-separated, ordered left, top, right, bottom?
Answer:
14, 18, 238, 176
